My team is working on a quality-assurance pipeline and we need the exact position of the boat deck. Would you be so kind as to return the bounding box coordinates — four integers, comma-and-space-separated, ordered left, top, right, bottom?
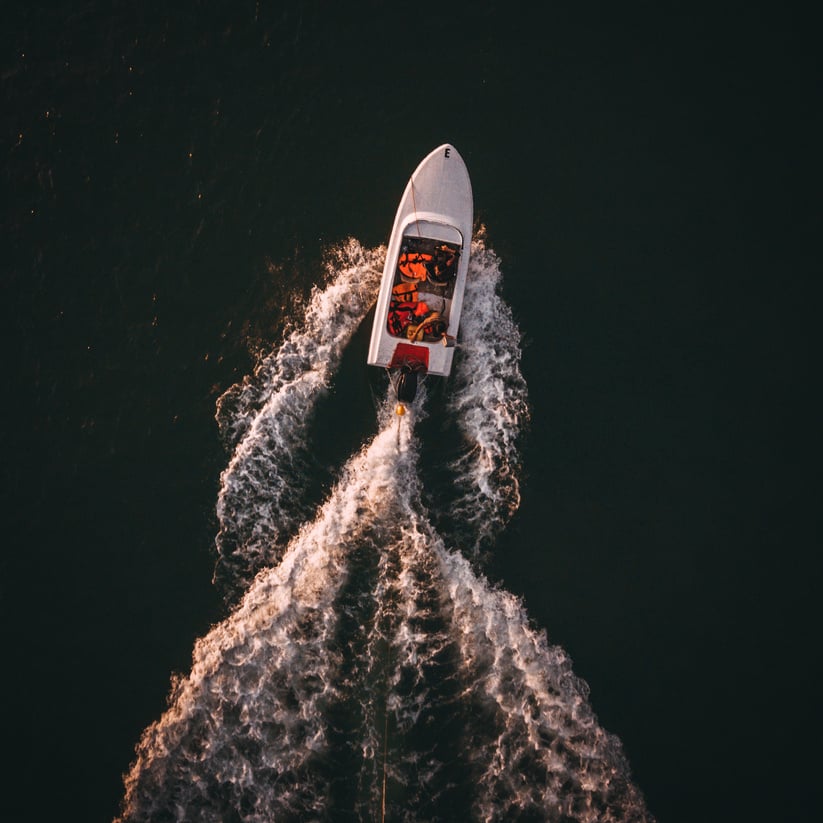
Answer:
386, 234, 461, 343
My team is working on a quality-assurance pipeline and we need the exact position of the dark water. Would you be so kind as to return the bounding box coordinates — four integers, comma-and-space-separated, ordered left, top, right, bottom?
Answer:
3, 2, 820, 821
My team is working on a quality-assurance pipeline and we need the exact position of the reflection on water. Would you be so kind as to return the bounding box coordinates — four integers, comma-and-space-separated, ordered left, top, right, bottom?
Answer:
117, 238, 653, 822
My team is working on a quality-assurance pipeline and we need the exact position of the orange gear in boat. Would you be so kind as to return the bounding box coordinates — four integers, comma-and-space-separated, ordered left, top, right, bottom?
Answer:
414, 301, 429, 316
387, 299, 430, 337
406, 311, 446, 342
398, 252, 433, 281
392, 282, 418, 302
387, 301, 415, 336
436, 244, 456, 266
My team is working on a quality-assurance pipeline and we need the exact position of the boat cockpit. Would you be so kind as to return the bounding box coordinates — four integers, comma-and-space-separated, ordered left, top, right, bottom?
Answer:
386, 234, 461, 343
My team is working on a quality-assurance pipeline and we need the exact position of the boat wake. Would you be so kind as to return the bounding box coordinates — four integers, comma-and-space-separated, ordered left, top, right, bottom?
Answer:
213, 239, 385, 597
116, 237, 653, 822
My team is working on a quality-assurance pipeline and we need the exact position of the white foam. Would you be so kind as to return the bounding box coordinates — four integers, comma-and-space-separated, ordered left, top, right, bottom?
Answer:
213, 239, 384, 595
117, 398, 415, 822
117, 236, 654, 823
447, 232, 530, 552
436, 545, 650, 821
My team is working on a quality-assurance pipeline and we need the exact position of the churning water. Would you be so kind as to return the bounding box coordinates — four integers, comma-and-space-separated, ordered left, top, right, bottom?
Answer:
116, 237, 652, 822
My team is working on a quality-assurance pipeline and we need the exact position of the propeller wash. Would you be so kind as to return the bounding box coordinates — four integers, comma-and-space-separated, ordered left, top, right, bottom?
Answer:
116, 237, 654, 822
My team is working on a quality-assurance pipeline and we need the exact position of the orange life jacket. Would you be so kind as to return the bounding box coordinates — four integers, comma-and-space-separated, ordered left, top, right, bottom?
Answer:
414, 301, 429, 316
398, 252, 433, 281
387, 300, 430, 337
392, 282, 418, 302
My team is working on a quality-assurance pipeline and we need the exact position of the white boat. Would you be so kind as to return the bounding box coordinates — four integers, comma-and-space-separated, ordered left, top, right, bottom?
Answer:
367, 144, 473, 404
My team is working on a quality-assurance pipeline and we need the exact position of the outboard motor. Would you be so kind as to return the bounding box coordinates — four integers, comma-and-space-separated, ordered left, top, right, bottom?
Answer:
396, 366, 418, 403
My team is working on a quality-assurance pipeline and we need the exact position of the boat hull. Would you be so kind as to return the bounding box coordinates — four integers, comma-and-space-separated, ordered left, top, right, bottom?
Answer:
367, 144, 473, 378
